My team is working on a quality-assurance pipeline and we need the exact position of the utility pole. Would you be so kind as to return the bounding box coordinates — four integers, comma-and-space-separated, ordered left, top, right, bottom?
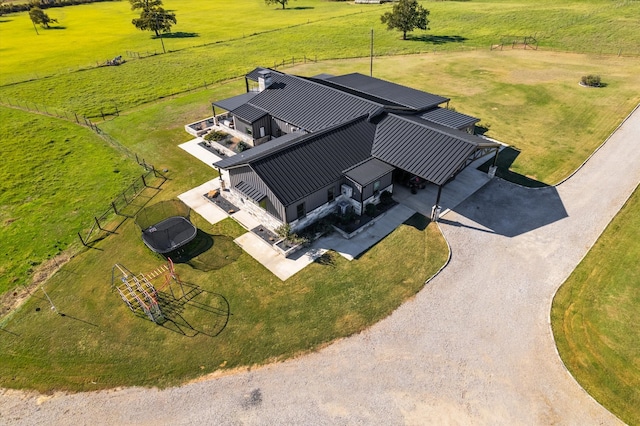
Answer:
370, 29, 374, 77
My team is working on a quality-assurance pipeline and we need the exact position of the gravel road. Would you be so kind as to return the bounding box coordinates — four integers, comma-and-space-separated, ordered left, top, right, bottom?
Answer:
1, 105, 639, 425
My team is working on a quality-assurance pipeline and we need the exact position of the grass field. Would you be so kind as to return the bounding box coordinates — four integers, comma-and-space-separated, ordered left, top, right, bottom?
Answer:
1, 0, 639, 113
0, 0, 639, 401
0, 106, 140, 297
552, 186, 640, 425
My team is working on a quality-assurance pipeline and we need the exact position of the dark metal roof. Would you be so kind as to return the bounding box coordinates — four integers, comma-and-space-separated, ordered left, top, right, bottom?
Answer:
248, 73, 382, 132
419, 107, 480, 130
343, 158, 395, 187
252, 116, 377, 206
311, 73, 335, 80
213, 92, 258, 112
235, 181, 266, 202
231, 103, 268, 122
326, 73, 449, 111
214, 131, 306, 169
372, 114, 490, 186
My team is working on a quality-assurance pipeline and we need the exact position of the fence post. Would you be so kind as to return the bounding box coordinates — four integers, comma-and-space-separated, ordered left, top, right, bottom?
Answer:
112, 201, 119, 215
78, 232, 87, 247
95, 216, 103, 231
141, 174, 147, 187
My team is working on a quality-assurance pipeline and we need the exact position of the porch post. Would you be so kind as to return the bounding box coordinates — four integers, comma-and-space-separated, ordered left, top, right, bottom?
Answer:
431, 185, 443, 222
488, 147, 499, 179
211, 104, 217, 125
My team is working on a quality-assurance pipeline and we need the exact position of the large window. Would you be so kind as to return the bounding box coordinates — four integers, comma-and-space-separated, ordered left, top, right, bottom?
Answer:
296, 203, 306, 219
373, 180, 381, 193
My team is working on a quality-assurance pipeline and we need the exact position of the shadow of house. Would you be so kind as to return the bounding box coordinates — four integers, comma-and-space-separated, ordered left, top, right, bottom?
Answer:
445, 179, 568, 237
478, 147, 549, 188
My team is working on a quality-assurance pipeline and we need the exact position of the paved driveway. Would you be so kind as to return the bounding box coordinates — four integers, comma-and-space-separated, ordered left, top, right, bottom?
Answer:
2, 106, 639, 425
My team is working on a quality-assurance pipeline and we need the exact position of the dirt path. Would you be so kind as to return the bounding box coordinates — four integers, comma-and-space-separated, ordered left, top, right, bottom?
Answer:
2, 105, 638, 425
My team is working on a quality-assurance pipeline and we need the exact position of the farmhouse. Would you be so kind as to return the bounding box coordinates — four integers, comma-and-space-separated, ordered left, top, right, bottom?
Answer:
209, 68, 499, 232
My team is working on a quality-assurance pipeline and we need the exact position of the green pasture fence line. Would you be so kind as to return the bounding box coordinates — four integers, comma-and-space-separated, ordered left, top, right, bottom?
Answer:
77, 167, 167, 247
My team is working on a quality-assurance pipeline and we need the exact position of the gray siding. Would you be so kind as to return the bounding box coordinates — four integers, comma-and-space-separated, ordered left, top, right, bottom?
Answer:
251, 115, 271, 142
229, 166, 285, 221
284, 182, 340, 223
361, 172, 392, 199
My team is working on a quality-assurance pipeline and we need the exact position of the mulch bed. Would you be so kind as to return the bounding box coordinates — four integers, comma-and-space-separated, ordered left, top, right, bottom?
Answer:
251, 226, 279, 245
204, 190, 240, 214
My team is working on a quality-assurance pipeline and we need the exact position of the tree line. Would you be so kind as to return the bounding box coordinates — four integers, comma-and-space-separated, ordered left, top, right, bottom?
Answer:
0, 0, 117, 16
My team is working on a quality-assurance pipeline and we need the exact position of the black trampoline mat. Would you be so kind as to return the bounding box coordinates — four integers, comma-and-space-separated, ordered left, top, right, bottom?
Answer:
142, 216, 197, 254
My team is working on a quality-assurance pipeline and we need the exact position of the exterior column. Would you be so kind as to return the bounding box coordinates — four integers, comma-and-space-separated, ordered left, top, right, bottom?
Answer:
431, 185, 443, 222
488, 147, 499, 178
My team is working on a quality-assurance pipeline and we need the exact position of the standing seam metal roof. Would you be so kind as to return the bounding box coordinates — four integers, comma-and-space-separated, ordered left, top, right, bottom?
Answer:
252, 117, 377, 206
418, 107, 480, 130
372, 114, 480, 186
326, 73, 449, 111
231, 103, 268, 123
247, 73, 382, 132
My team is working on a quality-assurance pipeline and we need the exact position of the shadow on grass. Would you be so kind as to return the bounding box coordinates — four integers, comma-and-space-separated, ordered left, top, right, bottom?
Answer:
153, 32, 199, 39
314, 251, 337, 267
408, 34, 468, 44
284, 6, 314, 10
477, 147, 549, 188
45, 26, 67, 30
404, 213, 430, 231
170, 232, 242, 272
153, 282, 230, 337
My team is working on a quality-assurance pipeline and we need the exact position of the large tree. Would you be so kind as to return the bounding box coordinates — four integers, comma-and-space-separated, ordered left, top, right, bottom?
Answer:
264, 0, 293, 10
129, 0, 176, 36
29, 7, 57, 28
380, 0, 430, 40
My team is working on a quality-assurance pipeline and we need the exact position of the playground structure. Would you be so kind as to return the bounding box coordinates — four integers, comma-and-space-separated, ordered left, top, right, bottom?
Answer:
491, 35, 538, 51
111, 258, 186, 324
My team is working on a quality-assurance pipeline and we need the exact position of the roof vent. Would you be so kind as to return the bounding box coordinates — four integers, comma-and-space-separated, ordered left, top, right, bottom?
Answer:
258, 70, 273, 92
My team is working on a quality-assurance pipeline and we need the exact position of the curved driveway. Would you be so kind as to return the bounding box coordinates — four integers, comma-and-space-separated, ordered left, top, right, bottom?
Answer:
2, 106, 639, 424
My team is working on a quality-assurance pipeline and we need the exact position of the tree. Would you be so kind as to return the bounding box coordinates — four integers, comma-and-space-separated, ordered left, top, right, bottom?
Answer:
29, 7, 57, 28
264, 0, 293, 10
380, 0, 429, 40
129, 0, 176, 36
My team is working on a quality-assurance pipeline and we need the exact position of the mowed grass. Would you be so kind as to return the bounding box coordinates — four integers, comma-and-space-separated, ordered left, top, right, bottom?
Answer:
0, 213, 447, 392
0, 106, 140, 296
551, 187, 640, 425
1, 0, 639, 115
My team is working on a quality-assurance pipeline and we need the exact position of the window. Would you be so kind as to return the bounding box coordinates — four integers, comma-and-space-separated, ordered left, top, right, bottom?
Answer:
327, 188, 335, 203
259, 198, 267, 210
296, 203, 306, 219
373, 180, 381, 194
245, 127, 252, 136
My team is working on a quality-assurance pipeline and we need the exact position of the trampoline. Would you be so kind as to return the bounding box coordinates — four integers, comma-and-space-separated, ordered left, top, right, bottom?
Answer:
141, 216, 197, 254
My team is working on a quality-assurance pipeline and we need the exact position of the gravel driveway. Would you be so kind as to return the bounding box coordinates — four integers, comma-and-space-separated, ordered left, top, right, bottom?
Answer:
2, 106, 639, 425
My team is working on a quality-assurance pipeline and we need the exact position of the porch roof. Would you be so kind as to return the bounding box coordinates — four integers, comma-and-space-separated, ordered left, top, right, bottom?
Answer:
213, 92, 258, 112
343, 158, 395, 187
235, 181, 266, 202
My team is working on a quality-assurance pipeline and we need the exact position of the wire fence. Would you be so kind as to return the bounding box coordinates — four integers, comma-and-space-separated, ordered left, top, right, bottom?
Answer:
77, 165, 167, 247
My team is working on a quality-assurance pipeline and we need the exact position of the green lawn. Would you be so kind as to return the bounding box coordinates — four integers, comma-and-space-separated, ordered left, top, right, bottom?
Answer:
0, 213, 447, 392
0, 106, 140, 297
552, 187, 640, 425
1, 0, 639, 396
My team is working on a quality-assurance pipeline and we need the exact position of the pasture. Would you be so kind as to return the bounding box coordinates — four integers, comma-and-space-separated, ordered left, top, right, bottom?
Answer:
552, 187, 640, 425
0, 1, 638, 418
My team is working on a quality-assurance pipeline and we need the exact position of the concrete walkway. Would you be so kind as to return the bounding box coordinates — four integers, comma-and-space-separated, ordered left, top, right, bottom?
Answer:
3, 106, 638, 425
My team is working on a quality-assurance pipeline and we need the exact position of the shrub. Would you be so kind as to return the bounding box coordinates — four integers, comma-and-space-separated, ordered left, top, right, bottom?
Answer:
380, 190, 393, 206
581, 75, 602, 87
365, 203, 377, 217
275, 223, 292, 239
204, 130, 226, 142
